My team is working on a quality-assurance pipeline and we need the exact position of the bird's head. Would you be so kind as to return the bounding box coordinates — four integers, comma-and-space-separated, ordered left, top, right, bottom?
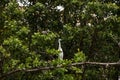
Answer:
58, 39, 62, 42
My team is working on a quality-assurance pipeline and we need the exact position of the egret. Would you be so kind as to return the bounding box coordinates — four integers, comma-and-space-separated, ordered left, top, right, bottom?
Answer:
58, 39, 63, 60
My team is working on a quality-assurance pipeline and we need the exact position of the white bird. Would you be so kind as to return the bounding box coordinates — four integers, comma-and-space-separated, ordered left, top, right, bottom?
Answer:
58, 39, 63, 60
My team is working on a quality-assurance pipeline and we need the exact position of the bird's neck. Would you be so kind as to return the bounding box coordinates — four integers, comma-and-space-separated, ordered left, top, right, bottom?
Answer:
58, 40, 61, 49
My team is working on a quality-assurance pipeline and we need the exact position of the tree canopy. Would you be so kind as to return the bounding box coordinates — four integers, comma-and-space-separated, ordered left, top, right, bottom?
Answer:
0, 0, 120, 80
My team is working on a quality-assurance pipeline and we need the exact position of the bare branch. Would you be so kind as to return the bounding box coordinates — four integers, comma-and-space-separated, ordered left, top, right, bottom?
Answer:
71, 62, 120, 66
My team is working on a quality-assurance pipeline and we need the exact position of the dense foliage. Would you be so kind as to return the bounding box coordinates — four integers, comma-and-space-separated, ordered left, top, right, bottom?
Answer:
0, 0, 120, 80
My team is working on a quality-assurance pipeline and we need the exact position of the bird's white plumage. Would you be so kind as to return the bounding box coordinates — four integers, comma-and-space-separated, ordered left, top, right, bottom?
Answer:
58, 39, 63, 60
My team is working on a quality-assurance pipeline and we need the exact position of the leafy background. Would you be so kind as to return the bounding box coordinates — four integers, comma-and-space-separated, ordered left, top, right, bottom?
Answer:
0, 0, 120, 80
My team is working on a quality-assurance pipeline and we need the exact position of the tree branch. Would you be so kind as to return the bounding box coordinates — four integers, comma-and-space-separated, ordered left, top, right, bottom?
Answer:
1, 62, 120, 79
71, 62, 120, 66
